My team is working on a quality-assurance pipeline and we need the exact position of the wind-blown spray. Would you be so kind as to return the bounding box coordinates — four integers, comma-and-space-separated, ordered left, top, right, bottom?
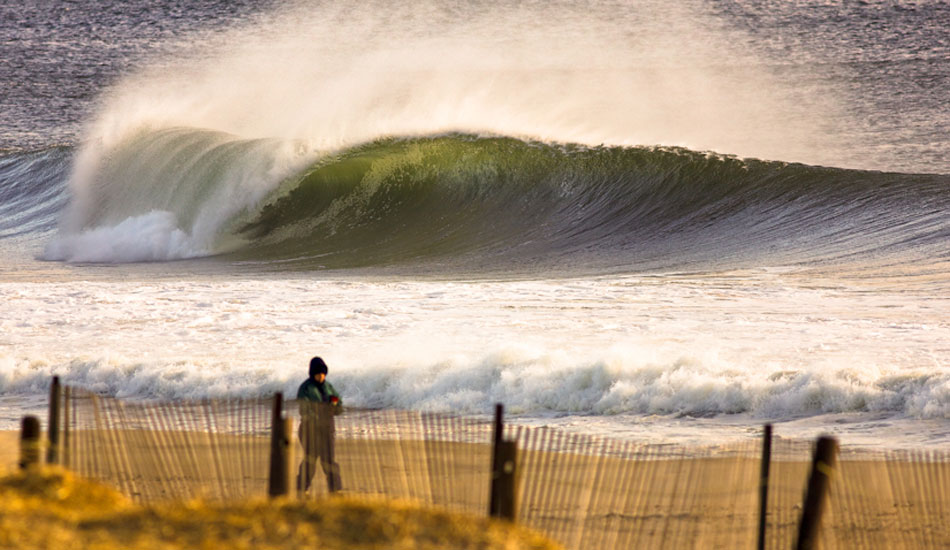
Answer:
46, 0, 844, 263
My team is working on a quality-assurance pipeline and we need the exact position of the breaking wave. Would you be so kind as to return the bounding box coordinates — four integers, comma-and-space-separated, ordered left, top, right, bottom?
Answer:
3, 349, 949, 421
29, 128, 950, 275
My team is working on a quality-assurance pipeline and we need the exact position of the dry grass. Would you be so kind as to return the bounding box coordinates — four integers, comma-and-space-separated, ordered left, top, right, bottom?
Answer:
0, 467, 560, 550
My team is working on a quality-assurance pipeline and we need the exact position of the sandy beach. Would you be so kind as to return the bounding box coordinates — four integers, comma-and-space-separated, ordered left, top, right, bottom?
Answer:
4, 426, 947, 549
0, 430, 17, 471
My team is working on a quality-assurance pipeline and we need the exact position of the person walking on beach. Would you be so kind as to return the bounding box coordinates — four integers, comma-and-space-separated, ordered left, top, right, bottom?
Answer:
297, 356, 343, 494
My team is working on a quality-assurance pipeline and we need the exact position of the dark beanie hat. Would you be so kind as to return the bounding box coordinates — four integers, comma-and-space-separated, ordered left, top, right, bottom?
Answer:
309, 356, 328, 376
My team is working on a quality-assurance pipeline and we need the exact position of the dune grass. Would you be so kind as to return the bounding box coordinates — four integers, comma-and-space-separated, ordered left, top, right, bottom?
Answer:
0, 467, 560, 550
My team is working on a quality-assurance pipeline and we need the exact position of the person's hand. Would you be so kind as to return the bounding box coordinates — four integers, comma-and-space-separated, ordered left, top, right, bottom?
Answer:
330, 396, 339, 405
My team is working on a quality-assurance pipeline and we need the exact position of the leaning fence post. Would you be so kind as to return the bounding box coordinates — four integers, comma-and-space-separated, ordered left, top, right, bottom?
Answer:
47, 376, 61, 465
489, 403, 517, 521
757, 423, 773, 550
20, 416, 41, 469
795, 436, 839, 550
269, 392, 291, 498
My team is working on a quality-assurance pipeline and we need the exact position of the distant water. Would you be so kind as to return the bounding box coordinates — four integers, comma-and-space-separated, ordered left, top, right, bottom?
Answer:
1, 0, 948, 448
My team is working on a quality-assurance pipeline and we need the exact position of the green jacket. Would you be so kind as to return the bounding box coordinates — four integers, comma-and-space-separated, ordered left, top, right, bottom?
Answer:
297, 378, 342, 415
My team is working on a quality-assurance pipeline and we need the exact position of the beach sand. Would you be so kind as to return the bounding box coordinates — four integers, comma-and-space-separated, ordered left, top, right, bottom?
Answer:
2, 428, 947, 549
0, 430, 18, 471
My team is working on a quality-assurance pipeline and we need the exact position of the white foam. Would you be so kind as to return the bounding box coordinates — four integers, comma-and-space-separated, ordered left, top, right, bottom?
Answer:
41, 210, 203, 263
1, 271, 948, 447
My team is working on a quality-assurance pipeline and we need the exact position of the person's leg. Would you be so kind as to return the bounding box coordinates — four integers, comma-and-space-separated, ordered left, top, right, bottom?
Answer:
317, 424, 342, 492
297, 421, 318, 494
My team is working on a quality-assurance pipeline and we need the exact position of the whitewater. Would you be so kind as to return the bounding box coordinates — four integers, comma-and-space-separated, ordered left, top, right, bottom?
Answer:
1, 0, 948, 448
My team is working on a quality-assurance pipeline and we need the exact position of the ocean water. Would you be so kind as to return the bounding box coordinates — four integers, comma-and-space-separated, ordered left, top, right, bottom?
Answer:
1, 0, 948, 448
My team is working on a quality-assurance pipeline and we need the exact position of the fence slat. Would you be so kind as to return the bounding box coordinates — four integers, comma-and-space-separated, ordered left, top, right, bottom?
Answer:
47, 376, 61, 465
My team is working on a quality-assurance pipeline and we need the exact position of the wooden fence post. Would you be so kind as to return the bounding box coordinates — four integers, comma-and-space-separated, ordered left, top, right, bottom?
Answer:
62, 385, 71, 468
20, 416, 41, 469
489, 403, 517, 521
47, 376, 61, 465
282, 416, 293, 490
757, 423, 773, 550
269, 392, 291, 498
795, 436, 839, 550
494, 440, 518, 520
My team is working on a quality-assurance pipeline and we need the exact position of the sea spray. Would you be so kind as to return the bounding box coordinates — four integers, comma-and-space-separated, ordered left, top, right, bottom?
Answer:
45, 0, 851, 264
80, 0, 838, 159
